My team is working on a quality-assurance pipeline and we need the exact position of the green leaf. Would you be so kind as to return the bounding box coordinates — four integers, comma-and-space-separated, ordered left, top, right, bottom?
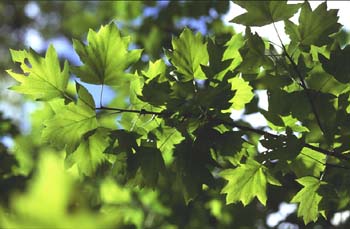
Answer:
260, 128, 304, 161
154, 126, 184, 165
174, 139, 215, 203
319, 45, 350, 83
289, 146, 326, 178
227, 76, 254, 110
214, 131, 244, 156
237, 30, 273, 73
231, 1, 301, 26
285, 2, 341, 49
7, 45, 69, 100
142, 59, 167, 82
139, 76, 171, 107
220, 159, 281, 206
306, 64, 349, 96
75, 82, 95, 109
69, 129, 109, 176
265, 114, 309, 133
223, 33, 244, 71
268, 89, 311, 121
2, 153, 120, 228
166, 27, 209, 81
135, 146, 166, 188
201, 38, 232, 80
72, 23, 142, 85
42, 85, 98, 153
291, 176, 326, 224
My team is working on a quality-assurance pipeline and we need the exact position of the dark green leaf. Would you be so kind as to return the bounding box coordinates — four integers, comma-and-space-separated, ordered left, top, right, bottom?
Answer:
319, 45, 350, 83
285, 2, 341, 49
231, 1, 301, 26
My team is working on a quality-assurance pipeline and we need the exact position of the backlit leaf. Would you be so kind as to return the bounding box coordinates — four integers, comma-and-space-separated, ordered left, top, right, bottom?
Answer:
228, 77, 254, 110
166, 27, 209, 81
220, 159, 281, 206
72, 23, 142, 85
7, 45, 69, 100
42, 84, 98, 153
69, 129, 109, 176
291, 176, 326, 224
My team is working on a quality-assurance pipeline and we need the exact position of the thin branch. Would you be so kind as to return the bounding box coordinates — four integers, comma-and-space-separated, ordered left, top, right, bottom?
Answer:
271, 21, 326, 135
300, 152, 350, 170
227, 121, 350, 161
96, 106, 164, 116
96, 105, 349, 162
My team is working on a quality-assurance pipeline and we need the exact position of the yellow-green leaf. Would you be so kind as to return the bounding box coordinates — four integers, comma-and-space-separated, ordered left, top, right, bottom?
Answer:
7, 45, 69, 100
220, 159, 281, 206
72, 23, 142, 85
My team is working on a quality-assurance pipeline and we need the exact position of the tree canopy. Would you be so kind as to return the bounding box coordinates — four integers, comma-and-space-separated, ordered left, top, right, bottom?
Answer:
2, 1, 350, 228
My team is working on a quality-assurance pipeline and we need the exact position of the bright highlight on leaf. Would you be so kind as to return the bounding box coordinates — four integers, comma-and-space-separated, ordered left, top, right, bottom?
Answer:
7, 45, 70, 100
220, 159, 281, 206
72, 23, 142, 85
227, 77, 254, 110
291, 176, 326, 224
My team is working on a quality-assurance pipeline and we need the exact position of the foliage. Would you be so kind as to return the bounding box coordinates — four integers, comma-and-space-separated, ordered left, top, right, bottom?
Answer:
3, 1, 350, 228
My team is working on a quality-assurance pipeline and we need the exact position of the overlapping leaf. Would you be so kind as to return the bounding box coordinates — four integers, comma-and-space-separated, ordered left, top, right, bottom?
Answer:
7, 45, 69, 100
72, 23, 142, 85
174, 139, 215, 203
237, 29, 273, 73
289, 146, 326, 178
135, 146, 166, 188
291, 176, 326, 224
42, 83, 98, 153
142, 59, 167, 82
231, 1, 301, 26
220, 159, 281, 206
319, 45, 350, 83
69, 129, 109, 176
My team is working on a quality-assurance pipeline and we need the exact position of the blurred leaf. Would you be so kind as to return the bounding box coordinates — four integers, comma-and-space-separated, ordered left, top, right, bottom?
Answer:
1, 153, 120, 228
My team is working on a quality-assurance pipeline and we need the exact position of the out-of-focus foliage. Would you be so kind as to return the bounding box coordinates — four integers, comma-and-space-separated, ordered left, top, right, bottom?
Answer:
2, 1, 350, 229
